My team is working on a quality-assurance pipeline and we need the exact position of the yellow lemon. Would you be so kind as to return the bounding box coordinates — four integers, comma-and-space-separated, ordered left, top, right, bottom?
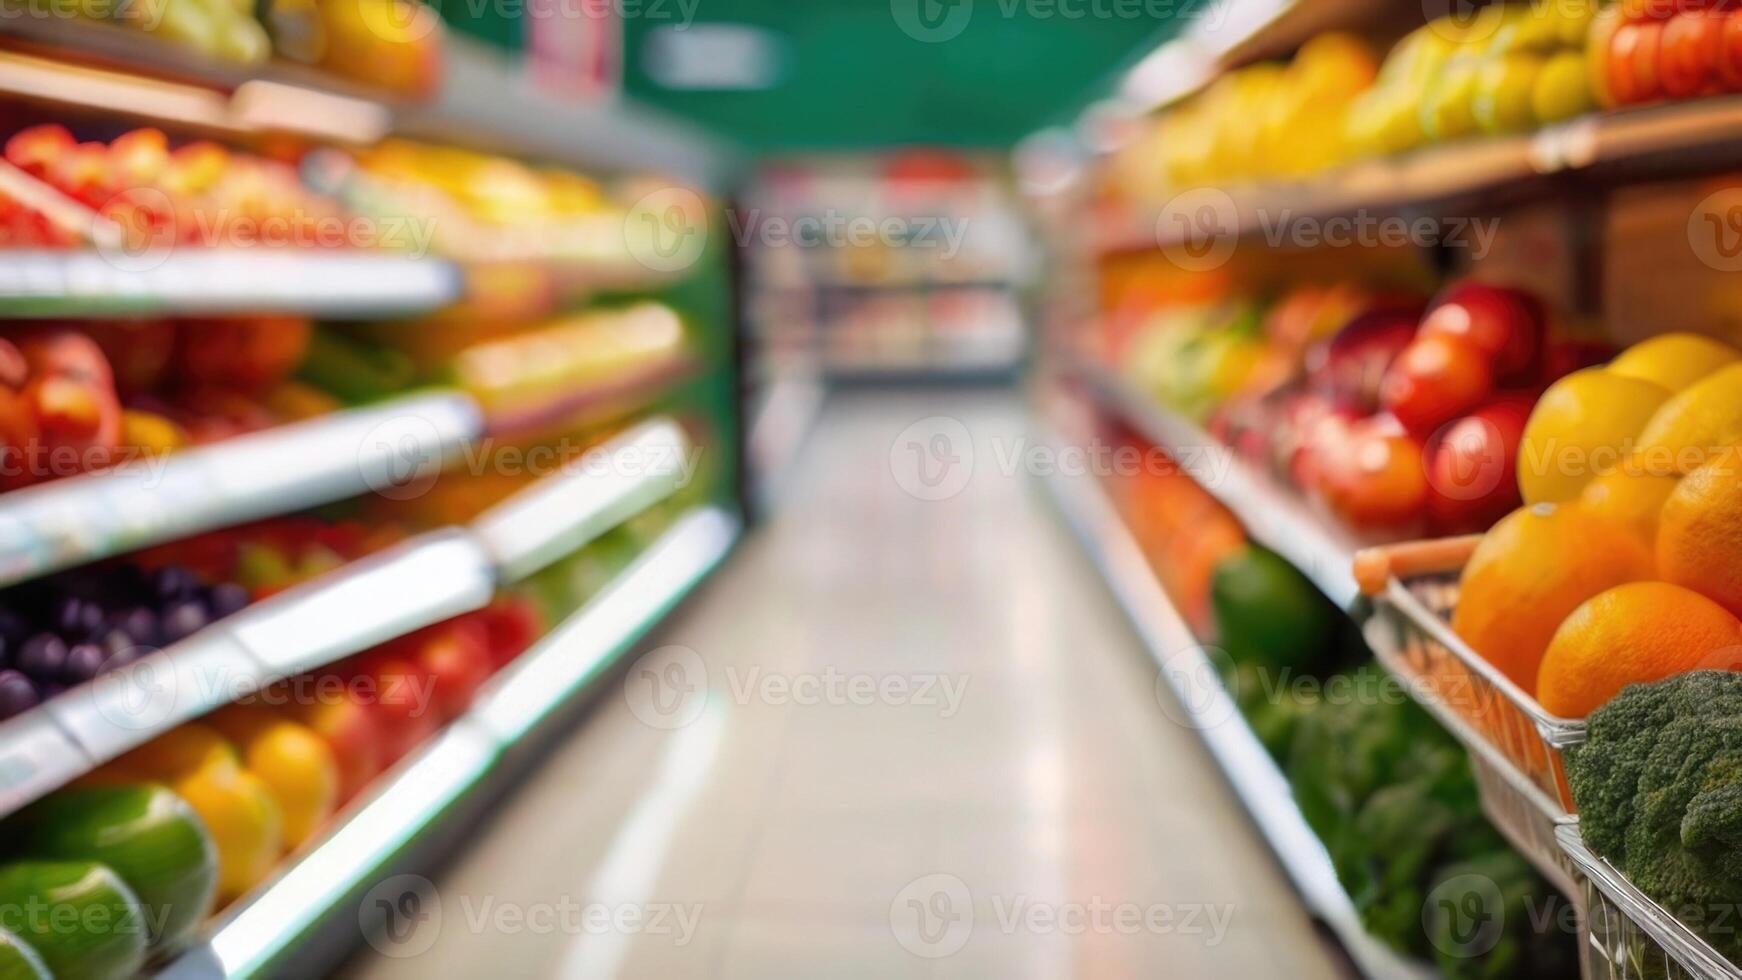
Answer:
1518, 368, 1673, 504
1635, 362, 1742, 475
1608, 332, 1741, 391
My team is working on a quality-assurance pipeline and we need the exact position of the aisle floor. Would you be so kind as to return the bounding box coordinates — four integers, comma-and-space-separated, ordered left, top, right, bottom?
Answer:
341, 388, 1350, 979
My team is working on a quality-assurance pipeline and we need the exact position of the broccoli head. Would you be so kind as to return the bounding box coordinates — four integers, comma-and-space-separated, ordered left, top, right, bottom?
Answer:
1567, 670, 1742, 966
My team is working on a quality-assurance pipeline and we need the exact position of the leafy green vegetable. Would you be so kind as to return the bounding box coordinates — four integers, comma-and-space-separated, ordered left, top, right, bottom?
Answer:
1567, 669, 1742, 966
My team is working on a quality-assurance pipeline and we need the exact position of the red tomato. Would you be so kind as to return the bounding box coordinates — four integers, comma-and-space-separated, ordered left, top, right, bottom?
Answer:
1660, 11, 1724, 97
1316, 417, 1430, 534
1379, 333, 1496, 437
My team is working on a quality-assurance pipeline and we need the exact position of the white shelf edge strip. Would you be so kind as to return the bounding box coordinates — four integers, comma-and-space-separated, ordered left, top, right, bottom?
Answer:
1073, 361, 1361, 610
0, 390, 483, 589
173, 505, 739, 980
0, 250, 463, 315
474, 506, 739, 743
471, 418, 694, 583
1039, 436, 1431, 980
0, 420, 701, 817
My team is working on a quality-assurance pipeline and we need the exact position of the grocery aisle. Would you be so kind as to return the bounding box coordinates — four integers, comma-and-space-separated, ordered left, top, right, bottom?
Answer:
340, 387, 1349, 979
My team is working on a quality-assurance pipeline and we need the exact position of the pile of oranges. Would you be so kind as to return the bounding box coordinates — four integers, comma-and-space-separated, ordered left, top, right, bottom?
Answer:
1452, 332, 1742, 717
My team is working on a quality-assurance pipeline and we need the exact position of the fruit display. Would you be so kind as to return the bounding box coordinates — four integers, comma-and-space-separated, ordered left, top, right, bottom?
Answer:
1118, 275, 1576, 538
1109, 33, 1378, 198
1092, 421, 1577, 973
1448, 330, 1742, 717
310, 140, 630, 266
5, 126, 364, 253
0, 561, 251, 721
1349, 4, 1596, 155
0, 861, 146, 980
1589, 2, 1742, 107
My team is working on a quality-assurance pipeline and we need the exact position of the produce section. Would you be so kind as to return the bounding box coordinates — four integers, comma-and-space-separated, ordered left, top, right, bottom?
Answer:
0, 4, 741, 973
1039, 1, 1742, 976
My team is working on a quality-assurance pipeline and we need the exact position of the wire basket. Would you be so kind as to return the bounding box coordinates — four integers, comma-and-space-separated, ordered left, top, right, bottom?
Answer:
1360, 603, 1582, 899
1556, 824, 1740, 980
1356, 539, 1586, 813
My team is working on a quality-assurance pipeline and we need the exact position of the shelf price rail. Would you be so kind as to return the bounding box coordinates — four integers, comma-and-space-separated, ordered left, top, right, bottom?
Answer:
0, 416, 698, 819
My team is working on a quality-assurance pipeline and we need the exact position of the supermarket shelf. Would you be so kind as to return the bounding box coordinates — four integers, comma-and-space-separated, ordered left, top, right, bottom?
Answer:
1039, 431, 1431, 980
1096, 96, 1742, 255
480, 354, 702, 437
0, 249, 463, 317
1068, 359, 1361, 610
0, 417, 695, 818
0, 390, 480, 589
0, 22, 734, 187
161, 505, 740, 979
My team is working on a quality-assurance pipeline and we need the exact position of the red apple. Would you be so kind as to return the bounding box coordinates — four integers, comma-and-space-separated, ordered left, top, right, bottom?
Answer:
288, 696, 384, 803
1661, 11, 1725, 97
1720, 10, 1742, 89
1307, 311, 1419, 413
1424, 395, 1533, 534
1379, 334, 1496, 437
1418, 282, 1547, 383
1612, 20, 1667, 104
3, 125, 73, 180
414, 620, 492, 721
480, 597, 544, 670
368, 657, 438, 764
1316, 417, 1430, 534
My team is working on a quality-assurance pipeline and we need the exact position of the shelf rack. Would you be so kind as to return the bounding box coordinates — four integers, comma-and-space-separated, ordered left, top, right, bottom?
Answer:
1097, 96, 1742, 256
1039, 427, 1431, 980
0, 390, 480, 589
0, 20, 735, 188
0, 416, 697, 818
0, 249, 464, 318
1066, 359, 1362, 610
160, 504, 738, 980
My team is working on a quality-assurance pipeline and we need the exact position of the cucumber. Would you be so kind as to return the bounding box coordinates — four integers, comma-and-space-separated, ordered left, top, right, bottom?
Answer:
0, 862, 146, 980
0, 929, 48, 980
4, 785, 217, 952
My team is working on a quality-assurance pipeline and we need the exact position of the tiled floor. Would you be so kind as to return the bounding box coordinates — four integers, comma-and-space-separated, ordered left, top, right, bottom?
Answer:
340, 388, 1351, 979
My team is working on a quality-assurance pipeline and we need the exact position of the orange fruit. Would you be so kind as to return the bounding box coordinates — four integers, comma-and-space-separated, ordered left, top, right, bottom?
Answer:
1578, 466, 1680, 549
1658, 447, 1742, 616
1452, 503, 1655, 692
1536, 581, 1742, 717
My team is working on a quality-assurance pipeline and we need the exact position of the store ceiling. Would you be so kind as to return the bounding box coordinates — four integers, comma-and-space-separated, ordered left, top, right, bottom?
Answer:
618, 1, 1190, 153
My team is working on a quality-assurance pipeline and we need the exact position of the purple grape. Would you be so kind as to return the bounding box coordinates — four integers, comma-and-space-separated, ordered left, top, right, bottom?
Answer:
62, 644, 105, 684
54, 597, 104, 639
101, 647, 140, 672
153, 566, 198, 603
111, 606, 159, 646
99, 629, 136, 658
0, 609, 25, 644
207, 582, 249, 619
15, 634, 67, 680
159, 601, 208, 645
0, 670, 37, 720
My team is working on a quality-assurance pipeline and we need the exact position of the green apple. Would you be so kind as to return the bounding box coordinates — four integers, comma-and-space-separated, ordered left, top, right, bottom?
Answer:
1532, 50, 1595, 124
1421, 59, 1482, 142
1472, 53, 1546, 135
